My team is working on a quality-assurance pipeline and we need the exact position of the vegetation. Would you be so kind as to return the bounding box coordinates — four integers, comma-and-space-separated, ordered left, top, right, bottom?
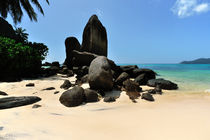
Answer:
0, 36, 48, 78
0, 0, 49, 24
15, 27, 29, 43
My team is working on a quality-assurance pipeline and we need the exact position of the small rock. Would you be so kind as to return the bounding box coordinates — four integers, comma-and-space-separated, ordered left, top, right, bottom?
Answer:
141, 93, 155, 102
104, 97, 116, 103
0, 91, 8, 96
115, 72, 130, 86
54, 91, 60, 94
60, 80, 72, 90
147, 89, 156, 94
155, 84, 162, 94
42, 87, 55, 90
0, 96, 41, 109
59, 86, 85, 107
26, 83, 35, 87
123, 79, 142, 92
32, 104, 42, 109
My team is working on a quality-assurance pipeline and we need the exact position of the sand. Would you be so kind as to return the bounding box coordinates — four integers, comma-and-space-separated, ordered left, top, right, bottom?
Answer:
1, 75, 210, 140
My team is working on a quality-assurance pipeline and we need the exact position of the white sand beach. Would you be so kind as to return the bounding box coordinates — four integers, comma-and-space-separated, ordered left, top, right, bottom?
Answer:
1, 75, 210, 140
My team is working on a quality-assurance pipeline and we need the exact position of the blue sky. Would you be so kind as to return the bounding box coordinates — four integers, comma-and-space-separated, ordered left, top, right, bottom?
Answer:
6, 0, 210, 64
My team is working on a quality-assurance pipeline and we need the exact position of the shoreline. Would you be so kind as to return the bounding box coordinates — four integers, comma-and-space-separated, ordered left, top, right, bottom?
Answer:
1, 75, 210, 140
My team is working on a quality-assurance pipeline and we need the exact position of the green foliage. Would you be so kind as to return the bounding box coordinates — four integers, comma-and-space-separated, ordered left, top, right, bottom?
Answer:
0, 36, 48, 77
0, 0, 49, 24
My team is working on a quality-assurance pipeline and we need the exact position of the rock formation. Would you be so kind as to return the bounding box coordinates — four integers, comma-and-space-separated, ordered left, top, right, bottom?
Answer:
64, 37, 81, 68
88, 56, 113, 91
81, 15, 108, 56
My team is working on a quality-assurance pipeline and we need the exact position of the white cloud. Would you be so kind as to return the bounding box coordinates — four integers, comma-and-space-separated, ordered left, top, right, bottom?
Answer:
193, 3, 210, 13
171, 0, 210, 18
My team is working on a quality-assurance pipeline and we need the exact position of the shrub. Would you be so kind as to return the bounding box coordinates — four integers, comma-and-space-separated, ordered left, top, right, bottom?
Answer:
0, 36, 48, 79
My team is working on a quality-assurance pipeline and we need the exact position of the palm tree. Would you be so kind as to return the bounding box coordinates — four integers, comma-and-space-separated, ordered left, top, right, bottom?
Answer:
0, 0, 49, 24
15, 27, 29, 42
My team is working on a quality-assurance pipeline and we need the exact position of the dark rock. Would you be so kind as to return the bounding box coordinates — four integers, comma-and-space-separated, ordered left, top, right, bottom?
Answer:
0, 91, 8, 96
155, 84, 162, 94
42, 62, 52, 66
64, 37, 81, 68
72, 50, 98, 67
104, 97, 116, 103
120, 65, 138, 76
88, 56, 113, 91
123, 79, 142, 103
147, 89, 156, 94
26, 83, 35, 87
41, 67, 57, 77
97, 90, 105, 97
141, 93, 155, 101
81, 15, 107, 56
52, 61, 60, 67
54, 91, 60, 94
81, 74, 89, 83
42, 87, 55, 90
84, 89, 99, 103
115, 72, 130, 86
76, 74, 89, 85
32, 104, 42, 109
0, 96, 41, 109
126, 92, 141, 102
59, 67, 74, 77
59, 86, 85, 107
67, 70, 74, 77
147, 79, 178, 90
60, 80, 72, 90
132, 68, 156, 79
134, 74, 150, 85
76, 66, 89, 79
123, 79, 142, 92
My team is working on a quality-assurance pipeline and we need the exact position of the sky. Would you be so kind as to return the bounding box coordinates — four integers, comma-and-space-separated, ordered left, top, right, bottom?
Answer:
6, 0, 210, 64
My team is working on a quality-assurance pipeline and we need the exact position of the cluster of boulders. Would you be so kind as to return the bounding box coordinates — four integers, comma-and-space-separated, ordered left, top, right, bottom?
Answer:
0, 15, 179, 109
57, 15, 178, 107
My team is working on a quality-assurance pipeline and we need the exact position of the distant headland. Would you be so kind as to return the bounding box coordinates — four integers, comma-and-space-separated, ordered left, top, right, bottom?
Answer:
180, 58, 210, 64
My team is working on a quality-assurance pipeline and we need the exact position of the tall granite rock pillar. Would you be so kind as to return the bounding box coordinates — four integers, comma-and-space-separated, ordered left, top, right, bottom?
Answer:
81, 15, 108, 57
64, 37, 81, 68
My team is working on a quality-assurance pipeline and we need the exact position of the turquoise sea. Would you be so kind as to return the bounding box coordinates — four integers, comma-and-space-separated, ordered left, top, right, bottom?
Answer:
125, 64, 210, 92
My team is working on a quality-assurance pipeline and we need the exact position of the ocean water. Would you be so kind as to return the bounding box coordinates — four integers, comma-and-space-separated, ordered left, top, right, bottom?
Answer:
124, 64, 210, 92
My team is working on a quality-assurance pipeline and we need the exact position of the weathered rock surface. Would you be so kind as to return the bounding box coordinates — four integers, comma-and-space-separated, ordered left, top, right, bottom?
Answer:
32, 104, 42, 109
123, 79, 142, 92
141, 93, 155, 101
120, 65, 138, 76
81, 15, 108, 56
84, 89, 99, 103
42, 87, 55, 90
59, 86, 85, 107
60, 80, 72, 90
115, 72, 130, 86
26, 83, 35, 87
134, 73, 151, 85
0, 96, 41, 109
132, 68, 156, 79
104, 97, 116, 103
72, 50, 98, 67
64, 37, 81, 68
88, 56, 113, 91
147, 79, 178, 90
0, 91, 8, 96
123, 79, 142, 102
